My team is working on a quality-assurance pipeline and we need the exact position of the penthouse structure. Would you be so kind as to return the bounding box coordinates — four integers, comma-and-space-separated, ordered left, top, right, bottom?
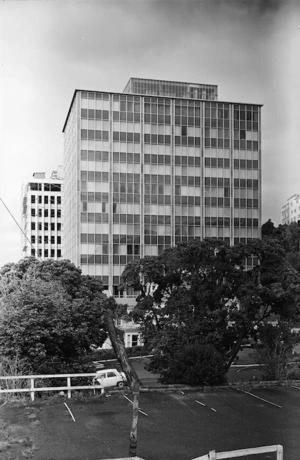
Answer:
22, 169, 63, 260
63, 77, 262, 302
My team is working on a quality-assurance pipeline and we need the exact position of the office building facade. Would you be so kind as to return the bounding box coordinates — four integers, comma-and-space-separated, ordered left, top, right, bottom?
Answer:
63, 78, 262, 303
22, 169, 63, 260
282, 194, 300, 225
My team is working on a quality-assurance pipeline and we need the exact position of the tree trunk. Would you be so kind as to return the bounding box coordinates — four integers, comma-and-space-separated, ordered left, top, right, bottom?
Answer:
103, 308, 140, 456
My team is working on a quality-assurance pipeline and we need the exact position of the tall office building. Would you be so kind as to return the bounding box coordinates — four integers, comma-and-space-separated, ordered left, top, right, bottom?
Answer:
282, 194, 300, 225
22, 168, 63, 260
63, 78, 262, 304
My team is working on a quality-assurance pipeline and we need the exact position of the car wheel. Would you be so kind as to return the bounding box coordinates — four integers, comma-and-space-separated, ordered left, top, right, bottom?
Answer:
117, 381, 124, 388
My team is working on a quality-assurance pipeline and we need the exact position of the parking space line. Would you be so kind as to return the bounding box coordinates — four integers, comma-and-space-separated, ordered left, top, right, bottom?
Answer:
195, 400, 206, 407
181, 390, 216, 412
64, 403, 76, 422
123, 395, 148, 416
236, 388, 282, 408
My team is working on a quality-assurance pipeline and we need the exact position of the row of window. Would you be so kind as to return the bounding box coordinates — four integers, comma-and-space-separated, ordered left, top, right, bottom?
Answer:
174, 176, 201, 186
31, 209, 61, 218
29, 183, 61, 192
144, 154, 171, 165
144, 195, 171, 205
173, 196, 201, 206
81, 171, 109, 182
205, 217, 259, 227
204, 158, 259, 169
31, 195, 61, 205
113, 152, 140, 163
113, 244, 140, 255
31, 235, 61, 244
80, 150, 259, 169
233, 179, 259, 189
174, 136, 201, 147
204, 138, 259, 150
81, 130, 109, 141
233, 198, 259, 208
113, 183, 140, 194
31, 222, 61, 231
81, 91, 109, 100
81, 150, 109, 162
80, 233, 109, 243
81, 192, 109, 202
112, 112, 141, 123
31, 248, 62, 258
81, 108, 109, 120
80, 254, 140, 265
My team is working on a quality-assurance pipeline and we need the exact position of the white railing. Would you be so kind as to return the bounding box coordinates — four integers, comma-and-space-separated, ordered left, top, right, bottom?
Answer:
192, 444, 283, 460
0, 373, 104, 401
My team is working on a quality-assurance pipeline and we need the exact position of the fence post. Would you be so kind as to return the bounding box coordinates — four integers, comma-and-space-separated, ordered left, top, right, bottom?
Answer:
67, 377, 71, 399
208, 451, 216, 460
277, 445, 283, 460
30, 378, 35, 402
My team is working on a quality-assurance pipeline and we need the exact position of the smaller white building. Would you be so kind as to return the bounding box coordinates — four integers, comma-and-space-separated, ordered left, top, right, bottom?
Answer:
282, 194, 300, 225
22, 168, 63, 260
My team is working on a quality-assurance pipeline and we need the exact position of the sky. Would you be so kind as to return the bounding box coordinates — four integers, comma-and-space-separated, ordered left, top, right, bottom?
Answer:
0, 0, 300, 268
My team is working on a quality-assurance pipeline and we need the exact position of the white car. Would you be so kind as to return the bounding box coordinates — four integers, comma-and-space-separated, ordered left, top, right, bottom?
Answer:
94, 368, 127, 388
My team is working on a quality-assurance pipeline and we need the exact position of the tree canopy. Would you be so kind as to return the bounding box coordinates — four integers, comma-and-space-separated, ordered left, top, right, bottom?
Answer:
121, 238, 300, 384
0, 258, 112, 373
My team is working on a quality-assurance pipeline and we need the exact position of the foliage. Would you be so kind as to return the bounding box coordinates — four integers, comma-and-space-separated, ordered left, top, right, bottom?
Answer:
0, 258, 109, 373
255, 322, 300, 381
121, 238, 300, 383
262, 219, 300, 270
148, 343, 226, 385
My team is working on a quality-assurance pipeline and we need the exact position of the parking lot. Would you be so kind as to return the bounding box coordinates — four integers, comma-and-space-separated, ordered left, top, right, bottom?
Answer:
1, 386, 300, 460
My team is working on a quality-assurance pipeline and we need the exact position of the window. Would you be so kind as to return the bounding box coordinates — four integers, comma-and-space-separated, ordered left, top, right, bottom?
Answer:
31, 195, 35, 204
44, 196, 48, 204
182, 126, 187, 136
31, 209, 35, 217
31, 236, 35, 243
51, 236, 55, 244
131, 334, 139, 347
57, 197, 61, 205
31, 223, 35, 230
38, 236, 42, 244
50, 196, 55, 204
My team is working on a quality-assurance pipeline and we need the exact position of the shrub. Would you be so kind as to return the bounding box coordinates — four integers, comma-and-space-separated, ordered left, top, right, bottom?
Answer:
150, 343, 227, 386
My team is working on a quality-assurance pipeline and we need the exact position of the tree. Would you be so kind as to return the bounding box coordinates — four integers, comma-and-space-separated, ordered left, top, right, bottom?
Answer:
255, 322, 299, 381
0, 259, 108, 373
121, 239, 300, 384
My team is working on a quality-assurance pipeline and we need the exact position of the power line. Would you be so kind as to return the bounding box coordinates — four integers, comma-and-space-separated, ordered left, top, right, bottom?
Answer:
0, 197, 39, 260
